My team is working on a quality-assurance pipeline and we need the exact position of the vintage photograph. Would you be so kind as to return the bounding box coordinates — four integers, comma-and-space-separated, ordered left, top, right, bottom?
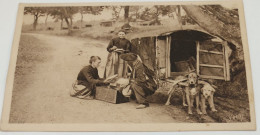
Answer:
0, 0, 256, 131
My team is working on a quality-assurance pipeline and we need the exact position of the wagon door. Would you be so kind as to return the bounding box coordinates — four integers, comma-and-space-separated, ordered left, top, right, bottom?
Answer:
156, 36, 167, 79
196, 40, 230, 81
156, 36, 171, 79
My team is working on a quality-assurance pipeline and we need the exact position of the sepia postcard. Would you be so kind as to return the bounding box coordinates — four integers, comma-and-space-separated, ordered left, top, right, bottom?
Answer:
0, 0, 256, 131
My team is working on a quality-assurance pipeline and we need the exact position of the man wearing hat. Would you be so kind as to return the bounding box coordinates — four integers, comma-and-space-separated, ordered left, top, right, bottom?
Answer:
120, 53, 157, 109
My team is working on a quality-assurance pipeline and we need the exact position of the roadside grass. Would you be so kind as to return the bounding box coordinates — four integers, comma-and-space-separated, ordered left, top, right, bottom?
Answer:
10, 34, 52, 123
14, 35, 52, 76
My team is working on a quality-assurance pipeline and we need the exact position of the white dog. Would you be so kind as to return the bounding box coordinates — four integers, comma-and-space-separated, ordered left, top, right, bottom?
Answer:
198, 80, 217, 114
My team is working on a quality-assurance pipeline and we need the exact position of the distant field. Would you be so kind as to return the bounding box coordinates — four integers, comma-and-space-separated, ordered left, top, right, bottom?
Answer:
22, 20, 182, 40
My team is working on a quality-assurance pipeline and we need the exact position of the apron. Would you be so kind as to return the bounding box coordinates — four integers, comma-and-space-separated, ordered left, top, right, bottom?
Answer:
104, 51, 127, 78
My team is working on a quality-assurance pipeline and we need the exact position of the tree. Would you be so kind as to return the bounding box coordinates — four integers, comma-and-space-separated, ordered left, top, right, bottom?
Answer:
129, 6, 141, 20
43, 7, 56, 27
63, 7, 78, 34
51, 10, 65, 30
78, 6, 103, 28
45, 11, 49, 27
153, 6, 161, 25
111, 6, 123, 21
49, 7, 64, 29
139, 7, 153, 21
121, 6, 131, 30
182, 5, 243, 73
139, 5, 174, 25
50, 7, 78, 35
124, 6, 130, 23
24, 7, 45, 30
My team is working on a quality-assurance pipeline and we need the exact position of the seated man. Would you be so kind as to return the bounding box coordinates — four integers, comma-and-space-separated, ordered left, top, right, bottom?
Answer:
120, 53, 157, 109
70, 56, 109, 99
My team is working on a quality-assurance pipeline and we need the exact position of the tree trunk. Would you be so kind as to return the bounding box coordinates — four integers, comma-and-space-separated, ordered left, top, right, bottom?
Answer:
60, 18, 63, 30
80, 12, 83, 28
33, 15, 38, 31
65, 17, 72, 35
176, 5, 183, 28
45, 14, 49, 27
154, 7, 160, 25
70, 17, 73, 26
62, 7, 72, 34
124, 6, 130, 24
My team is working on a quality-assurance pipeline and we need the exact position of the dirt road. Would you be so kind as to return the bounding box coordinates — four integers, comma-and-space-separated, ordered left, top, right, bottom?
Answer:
9, 33, 217, 123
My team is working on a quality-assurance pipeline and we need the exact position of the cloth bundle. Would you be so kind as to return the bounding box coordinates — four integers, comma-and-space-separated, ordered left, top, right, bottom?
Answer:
110, 78, 132, 97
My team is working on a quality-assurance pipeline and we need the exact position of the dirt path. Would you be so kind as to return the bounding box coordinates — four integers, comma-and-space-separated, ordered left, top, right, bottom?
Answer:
10, 33, 205, 123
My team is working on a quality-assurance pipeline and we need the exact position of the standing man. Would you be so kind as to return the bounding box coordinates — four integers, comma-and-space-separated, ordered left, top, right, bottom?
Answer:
70, 56, 110, 99
120, 53, 157, 109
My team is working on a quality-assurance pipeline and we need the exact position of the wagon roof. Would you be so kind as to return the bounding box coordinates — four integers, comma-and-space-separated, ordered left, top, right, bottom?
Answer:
126, 25, 217, 40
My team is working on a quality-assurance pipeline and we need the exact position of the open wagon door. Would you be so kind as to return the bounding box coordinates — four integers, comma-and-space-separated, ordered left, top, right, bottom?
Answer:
156, 36, 171, 79
196, 40, 230, 81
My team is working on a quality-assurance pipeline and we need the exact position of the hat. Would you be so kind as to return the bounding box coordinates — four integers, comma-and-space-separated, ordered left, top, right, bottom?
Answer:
120, 53, 138, 61
118, 29, 126, 34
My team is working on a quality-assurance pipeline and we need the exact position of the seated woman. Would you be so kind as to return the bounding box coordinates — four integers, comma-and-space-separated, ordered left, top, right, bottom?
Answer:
70, 56, 110, 99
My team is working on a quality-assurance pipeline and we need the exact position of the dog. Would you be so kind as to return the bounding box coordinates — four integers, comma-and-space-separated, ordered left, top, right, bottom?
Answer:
165, 72, 202, 115
198, 80, 217, 114
184, 72, 202, 115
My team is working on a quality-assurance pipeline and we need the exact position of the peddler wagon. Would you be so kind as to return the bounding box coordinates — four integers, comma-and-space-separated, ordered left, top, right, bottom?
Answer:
127, 25, 232, 81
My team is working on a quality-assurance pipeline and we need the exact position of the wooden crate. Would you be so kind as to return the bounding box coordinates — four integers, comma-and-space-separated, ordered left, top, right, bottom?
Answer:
95, 86, 129, 104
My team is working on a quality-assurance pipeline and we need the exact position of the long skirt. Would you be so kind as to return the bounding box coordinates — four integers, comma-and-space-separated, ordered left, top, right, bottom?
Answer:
104, 52, 128, 78
70, 80, 95, 99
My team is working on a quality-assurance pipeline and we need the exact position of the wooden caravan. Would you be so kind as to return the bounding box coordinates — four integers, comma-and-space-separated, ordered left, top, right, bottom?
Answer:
128, 26, 231, 81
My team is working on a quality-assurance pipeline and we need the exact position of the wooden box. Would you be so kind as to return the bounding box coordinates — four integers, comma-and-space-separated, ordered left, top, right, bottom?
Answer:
95, 86, 129, 104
